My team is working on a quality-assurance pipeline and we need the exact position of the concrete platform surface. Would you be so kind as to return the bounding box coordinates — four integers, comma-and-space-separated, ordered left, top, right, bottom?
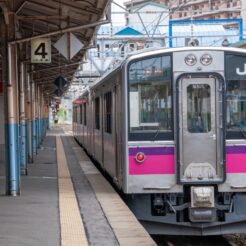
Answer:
0, 126, 156, 246
0, 135, 59, 246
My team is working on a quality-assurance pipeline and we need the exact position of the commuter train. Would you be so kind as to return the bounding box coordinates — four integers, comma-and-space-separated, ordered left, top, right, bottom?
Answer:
73, 47, 246, 235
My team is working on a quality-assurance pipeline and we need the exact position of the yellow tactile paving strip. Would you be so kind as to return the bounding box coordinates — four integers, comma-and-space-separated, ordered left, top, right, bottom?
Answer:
56, 137, 88, 246
73, 147, 157, 246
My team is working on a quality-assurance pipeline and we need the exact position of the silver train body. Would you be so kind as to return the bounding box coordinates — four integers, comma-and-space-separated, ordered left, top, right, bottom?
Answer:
73, 47, 246, 235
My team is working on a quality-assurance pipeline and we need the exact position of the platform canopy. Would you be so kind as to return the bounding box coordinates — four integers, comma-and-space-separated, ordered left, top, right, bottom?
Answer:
0, 0, 110, 96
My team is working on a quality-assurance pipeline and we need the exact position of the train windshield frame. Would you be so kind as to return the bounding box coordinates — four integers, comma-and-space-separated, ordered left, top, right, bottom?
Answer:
127, 54, 173, 141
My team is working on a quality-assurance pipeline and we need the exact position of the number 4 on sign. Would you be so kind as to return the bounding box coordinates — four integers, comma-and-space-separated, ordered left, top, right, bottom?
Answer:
31, 38, 51, 63
35, 43, 48, 58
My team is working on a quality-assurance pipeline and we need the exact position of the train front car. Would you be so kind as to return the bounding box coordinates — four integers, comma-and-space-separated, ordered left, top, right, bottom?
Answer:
124, 47, 246, 235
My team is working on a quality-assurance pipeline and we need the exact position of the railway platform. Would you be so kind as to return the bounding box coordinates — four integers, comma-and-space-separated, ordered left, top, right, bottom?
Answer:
0, 125, 156, 246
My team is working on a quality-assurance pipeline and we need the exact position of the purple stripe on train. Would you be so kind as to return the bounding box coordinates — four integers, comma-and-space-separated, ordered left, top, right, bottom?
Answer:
129, 147, 174, 156
226, 146, 246, 154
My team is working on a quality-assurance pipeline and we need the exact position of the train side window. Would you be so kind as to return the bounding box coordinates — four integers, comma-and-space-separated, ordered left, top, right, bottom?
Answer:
95, 97, 100, 129
83, 103, 87, 126
73, 107, 77, 123
128, 55, 173, 141
76, 106, 80, 124
80, 105, 83, 124
104, 92, 112, 133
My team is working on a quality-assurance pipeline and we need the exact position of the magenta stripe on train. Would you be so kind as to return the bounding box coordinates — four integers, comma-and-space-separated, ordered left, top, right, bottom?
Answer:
129, 147, 175, 175
226, 146, 246, 173
226, 154, 246, 173
129, 155, 175, 175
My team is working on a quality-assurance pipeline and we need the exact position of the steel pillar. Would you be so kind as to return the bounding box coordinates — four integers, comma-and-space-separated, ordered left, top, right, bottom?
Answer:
5, 44, 20, 196
40, 89, 46, 141
36, 85, 40, 149
31, 80, 37, 156
26, 73, 33, 162
20, 62, 27, 175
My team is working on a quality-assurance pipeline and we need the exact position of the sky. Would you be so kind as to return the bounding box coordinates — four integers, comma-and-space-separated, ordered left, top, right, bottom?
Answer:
111, 0, 128, 26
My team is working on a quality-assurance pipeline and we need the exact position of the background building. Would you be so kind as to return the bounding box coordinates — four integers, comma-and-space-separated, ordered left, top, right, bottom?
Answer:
124, 0, 242, 21
126, 2, 169, 27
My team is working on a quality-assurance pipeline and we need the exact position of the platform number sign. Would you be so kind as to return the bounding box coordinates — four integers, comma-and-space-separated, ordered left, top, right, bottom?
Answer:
31, 38, 51, 63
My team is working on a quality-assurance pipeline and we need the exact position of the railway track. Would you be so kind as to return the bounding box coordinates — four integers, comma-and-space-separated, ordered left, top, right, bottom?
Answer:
153, 234, 246, 246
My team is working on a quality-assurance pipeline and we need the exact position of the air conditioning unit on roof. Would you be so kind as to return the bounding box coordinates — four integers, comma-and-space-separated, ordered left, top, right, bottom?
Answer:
185, 38, 199, 46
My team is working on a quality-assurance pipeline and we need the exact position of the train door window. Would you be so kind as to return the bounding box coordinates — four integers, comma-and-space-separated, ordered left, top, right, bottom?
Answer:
80, 104, 83, 124
83, 103, 87, 126
128, 55, 172, 140
104, 92, 112, 133
225, 53, 246, 139
187, 84, 211, 133
95, 97, 100, 129
77, 107, 79, 123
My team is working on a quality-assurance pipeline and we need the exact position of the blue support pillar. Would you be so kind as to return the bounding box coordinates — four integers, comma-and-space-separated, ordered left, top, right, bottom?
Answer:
27, 120, 33, 162
40, 118, 42, 142
5, 44, 20, 196
20, 122, 27, 175
5, 123, 20, 195
20, 63, 28, 175
32, 119, 37, 156
36, 118, 40, 148
47, 115, 50, 130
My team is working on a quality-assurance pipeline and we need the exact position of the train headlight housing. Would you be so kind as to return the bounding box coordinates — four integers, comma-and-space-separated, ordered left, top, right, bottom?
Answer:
135, 152, 145, 163
191, 186, 214, 208
200, 54, 213, 66
184, 54, 197, 66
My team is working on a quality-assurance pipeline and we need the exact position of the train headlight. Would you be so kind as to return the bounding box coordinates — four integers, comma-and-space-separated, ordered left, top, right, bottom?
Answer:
200, 54, 213, 66
135, 152, 145, 163
184, 54, 197, 66
191, 186, 214, 208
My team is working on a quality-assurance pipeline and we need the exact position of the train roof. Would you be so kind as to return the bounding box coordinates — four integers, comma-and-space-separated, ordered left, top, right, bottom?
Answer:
124, 46, 246, 62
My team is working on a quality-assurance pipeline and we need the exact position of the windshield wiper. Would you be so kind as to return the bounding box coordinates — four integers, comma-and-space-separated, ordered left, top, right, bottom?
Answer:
152, 127, 160, 141
240, 127, 246, 139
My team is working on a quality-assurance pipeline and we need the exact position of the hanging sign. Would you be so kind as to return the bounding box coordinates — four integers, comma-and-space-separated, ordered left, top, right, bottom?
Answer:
31, 38, 51, 63
54, 32, 84, 60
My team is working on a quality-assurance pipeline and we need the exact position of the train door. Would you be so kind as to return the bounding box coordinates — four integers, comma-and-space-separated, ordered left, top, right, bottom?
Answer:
177, 77, 224, 183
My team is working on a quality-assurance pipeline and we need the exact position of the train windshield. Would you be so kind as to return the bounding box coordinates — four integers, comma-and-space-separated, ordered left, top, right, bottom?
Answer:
225, 54, 246, 139
128, 55, 173, 140
226, 80, 246, 138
